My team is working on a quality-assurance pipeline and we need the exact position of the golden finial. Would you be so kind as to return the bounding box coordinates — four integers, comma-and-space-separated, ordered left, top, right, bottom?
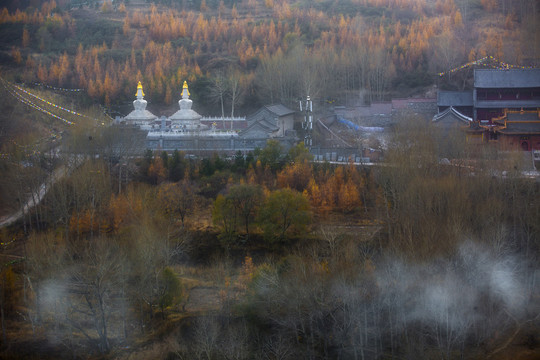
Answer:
136, 81, 145, 97
183, 81, 190, 97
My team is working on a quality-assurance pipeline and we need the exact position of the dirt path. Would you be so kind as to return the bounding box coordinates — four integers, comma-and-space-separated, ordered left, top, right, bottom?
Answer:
0, 165, 67, 228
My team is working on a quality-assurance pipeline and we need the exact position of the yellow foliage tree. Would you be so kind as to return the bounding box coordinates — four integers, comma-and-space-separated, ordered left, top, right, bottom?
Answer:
276, 160, 312, 192
453, 10, 463, 27
338, 178, 362, 213
148, 157, 167, 185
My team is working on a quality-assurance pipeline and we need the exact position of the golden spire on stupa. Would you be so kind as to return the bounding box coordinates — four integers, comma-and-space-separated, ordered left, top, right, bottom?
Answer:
183, 80, 190, 97
136, 81, 145, 97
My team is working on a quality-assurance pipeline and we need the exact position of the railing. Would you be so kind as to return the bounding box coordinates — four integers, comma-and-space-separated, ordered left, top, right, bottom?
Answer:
201, 117, 246, 121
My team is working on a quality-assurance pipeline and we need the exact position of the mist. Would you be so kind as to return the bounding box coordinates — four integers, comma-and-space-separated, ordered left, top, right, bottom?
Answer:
247, 238, 539, 359
363, 239, 538, 357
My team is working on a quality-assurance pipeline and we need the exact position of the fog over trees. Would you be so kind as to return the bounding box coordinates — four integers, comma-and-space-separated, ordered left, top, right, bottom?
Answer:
0, 114, 538, 358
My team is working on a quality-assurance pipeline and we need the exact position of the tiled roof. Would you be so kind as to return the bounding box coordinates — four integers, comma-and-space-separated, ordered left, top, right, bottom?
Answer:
474, 69, 540, 88
264, 104, 295, 116
334, 103, 393, 117
507, 112, 540, 121
494, 111, 540, 134
498, 124, 540, 134
239, 118, 279, 136
437, 91, 473, 107
391, 98, 435, 109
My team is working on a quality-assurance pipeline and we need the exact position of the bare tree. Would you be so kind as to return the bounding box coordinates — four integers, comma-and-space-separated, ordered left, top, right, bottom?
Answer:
192, 316, 221, 360
431, 30, 465, 82
67, 238, 126, 353
209, 70, 228, 124
25, 234, 127, 354
257, 49, 298, 107
228, 68, 245, 120
227, 183, 264, 242
257, 52, 281, 104
158, 178, 197, 228
368, 46, 395, 102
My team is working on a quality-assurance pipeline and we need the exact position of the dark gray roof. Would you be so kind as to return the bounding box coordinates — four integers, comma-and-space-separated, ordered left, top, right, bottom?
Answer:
507, 112, 539, 121
437, 91, 473, 106
498, 124, 540, 134
265, 104, 295, 117
494, 111, 540, 133
474, 69, 540, 88
475, 100, 540, 108
239, 118, 279, 136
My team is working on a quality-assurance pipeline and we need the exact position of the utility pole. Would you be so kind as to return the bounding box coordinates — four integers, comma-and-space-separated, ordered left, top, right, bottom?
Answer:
300, 95, 313, 149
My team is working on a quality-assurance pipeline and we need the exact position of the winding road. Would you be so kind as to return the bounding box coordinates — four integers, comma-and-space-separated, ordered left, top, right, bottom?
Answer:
0, 165, 68, 228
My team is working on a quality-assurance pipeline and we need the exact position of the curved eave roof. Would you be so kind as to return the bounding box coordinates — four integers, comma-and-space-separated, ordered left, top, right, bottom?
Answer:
498, 129, 540, 135
432, 106, 472, 123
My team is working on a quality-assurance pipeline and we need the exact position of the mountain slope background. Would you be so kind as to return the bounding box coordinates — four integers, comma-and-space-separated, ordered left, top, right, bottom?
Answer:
0, 0, 537, 117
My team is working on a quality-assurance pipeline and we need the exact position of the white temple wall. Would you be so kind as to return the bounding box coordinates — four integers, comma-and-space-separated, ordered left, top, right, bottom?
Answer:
146, 136, 296, 153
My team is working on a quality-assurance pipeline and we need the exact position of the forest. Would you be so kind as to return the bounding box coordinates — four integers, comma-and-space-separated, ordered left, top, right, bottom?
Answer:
0, 0, 538, 114
1, 114, 539, 359
0, 0, 539, 359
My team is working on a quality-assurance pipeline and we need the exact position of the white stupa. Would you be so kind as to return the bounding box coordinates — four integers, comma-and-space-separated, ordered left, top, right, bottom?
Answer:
169, 81, 207, 131
124, 81, 157, 125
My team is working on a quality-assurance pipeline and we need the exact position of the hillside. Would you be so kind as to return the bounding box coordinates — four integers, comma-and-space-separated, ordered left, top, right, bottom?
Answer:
0, 0, 537, 118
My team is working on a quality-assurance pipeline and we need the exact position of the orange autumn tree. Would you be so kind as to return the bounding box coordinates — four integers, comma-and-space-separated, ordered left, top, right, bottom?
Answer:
303, 178, 327, 214
338, 177, 362, 213
106, 185, 148, 233
303, 164, 365, 215
148, 156, 167, 185
276, 160, 312, 192
69, 209, 104, 236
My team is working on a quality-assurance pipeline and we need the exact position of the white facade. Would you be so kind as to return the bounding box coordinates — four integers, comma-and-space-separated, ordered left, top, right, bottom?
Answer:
118, 81, 296, 153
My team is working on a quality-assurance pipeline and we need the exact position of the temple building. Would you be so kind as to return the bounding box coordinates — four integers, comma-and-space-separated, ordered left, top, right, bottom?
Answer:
118, 81, 297, 153
488, 109, 540, 151
474, 69, 540, 122
435, 69, 540, 123
241, 104, 295, 138
433, 68, 540, 150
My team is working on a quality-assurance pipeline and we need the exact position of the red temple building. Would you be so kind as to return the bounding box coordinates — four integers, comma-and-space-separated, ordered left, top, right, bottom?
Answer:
488, 110, 540, 151
433, 69, 540, 151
